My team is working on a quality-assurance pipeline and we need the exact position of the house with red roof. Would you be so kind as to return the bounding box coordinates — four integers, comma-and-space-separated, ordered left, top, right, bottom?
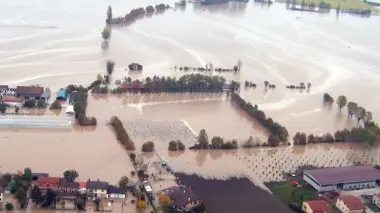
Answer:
302, 200, 332, 213
336, 195, 366, 213
36, 177, 61, 192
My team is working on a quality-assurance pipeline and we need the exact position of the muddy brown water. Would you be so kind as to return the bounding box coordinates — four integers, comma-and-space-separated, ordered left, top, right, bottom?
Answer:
1, 1, 380, 212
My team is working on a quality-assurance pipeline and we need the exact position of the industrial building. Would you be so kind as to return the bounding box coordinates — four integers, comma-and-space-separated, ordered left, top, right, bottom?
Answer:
303, 166, 380, 192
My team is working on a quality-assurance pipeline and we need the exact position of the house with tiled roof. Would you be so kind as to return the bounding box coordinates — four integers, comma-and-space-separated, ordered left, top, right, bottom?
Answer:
36, 177, 61, 192
59, 179, 79, 195
302, 200, 332, 213
107, 185, 126, 199
336, 195, 365, 213
86, 179, 108, 198
159, 186, 201, 212
16, 86, 44, 99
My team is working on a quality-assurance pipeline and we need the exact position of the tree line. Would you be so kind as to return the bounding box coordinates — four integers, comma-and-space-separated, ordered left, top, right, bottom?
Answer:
112, 74, 239, 93
109, 116, 135, 150
174, 60, 243, 73
189, 129, 281, 150
106, 4, 170, 25
293, 95, 379, 145
231, 93, 289, 144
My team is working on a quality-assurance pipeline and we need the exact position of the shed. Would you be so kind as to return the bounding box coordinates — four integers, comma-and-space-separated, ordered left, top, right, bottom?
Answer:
56, 89, 68, 101
65, 105, 75, 116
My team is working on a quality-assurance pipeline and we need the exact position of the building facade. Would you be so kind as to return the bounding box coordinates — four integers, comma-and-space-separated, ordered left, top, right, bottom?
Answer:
302, 200, 332, 213
303, 166, 380, 192
36, 177, 61, 192
59, 179, 79, 194
86, 180, 108, 198
336, 196, 365, 213
373, 194, 380, 208
107, 185, 126, 199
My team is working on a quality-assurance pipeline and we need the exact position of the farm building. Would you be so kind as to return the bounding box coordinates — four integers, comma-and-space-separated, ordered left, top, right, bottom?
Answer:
56, 89, 68, 100
16, 86, 44, 99
303, 166, 380, 192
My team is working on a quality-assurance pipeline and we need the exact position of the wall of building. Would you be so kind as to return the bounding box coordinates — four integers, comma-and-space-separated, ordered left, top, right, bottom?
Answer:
303, 173, 337, 192
342, 181, 376, 190
0, 192, 3, 203
94, 189, 107, 197
107, 194, 125, 199
302, 202, 313, 213
373, 196, 380, 208
336, 199, 350, 213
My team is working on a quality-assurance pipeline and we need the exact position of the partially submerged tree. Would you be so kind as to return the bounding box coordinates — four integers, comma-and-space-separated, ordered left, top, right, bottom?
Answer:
211, 136, 224, 149
142, 141, 155, 152
63, 170, 79, 182
347, 102, 358, 117
101, 27, 111, 41
355, 107, 366, 123
106, 6, 113, 24
264, 81, 269, 88
307, 83, 311, 89
323, 93, 334, 104
336, 95, 347, 110
31, 185, 43, 206
15, 188, 27, 208
106, 60, 115, 75
198, 129, 209, 149
118, 176, 129, 189
23, 167, 32, 181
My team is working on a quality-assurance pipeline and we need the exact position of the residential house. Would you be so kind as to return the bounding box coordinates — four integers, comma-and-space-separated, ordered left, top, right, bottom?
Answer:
0, 187, 4, 210
373, 193, 380, 208
128, 63, 143, 71
59, 179, 79, 194
16, 86, 44, 100
107, 185, 126, 199
0, 96, 24, 107
336, 195, 366, 213
160, 186, 201, 212
78, 182, 87, 194
302, 200, 332, 213
36, 177, 61, 192
86, 180, 108, 198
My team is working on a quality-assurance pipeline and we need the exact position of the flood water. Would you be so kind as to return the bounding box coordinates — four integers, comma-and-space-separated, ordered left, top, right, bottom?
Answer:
1, 0, 380, 209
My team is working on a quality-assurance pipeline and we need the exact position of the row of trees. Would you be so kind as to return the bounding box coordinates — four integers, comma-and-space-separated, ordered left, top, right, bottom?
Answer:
109, 116, 135, 150
286, 82, 312, 90
175, 60, 242, 73
73, 90, 97, 126
112, 74, 234, 93
189, 129, 239, 150
324, 94, 372, 125
293, 127, 379, 145
168, 140, 186, 151
231, 93, 289, 142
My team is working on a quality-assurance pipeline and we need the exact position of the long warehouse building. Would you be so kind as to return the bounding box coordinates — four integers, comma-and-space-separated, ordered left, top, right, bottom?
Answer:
303, 166, 380, 192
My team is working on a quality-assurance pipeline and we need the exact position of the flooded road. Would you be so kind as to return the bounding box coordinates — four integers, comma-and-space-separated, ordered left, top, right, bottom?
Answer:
1, 0, 380, 208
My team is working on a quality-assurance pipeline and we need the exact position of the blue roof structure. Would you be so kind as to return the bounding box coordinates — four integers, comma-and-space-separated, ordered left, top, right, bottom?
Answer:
56, 89, 68, 100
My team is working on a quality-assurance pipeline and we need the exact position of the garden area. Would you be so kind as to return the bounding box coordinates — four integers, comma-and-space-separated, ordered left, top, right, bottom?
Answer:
265, 180, 318, 208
